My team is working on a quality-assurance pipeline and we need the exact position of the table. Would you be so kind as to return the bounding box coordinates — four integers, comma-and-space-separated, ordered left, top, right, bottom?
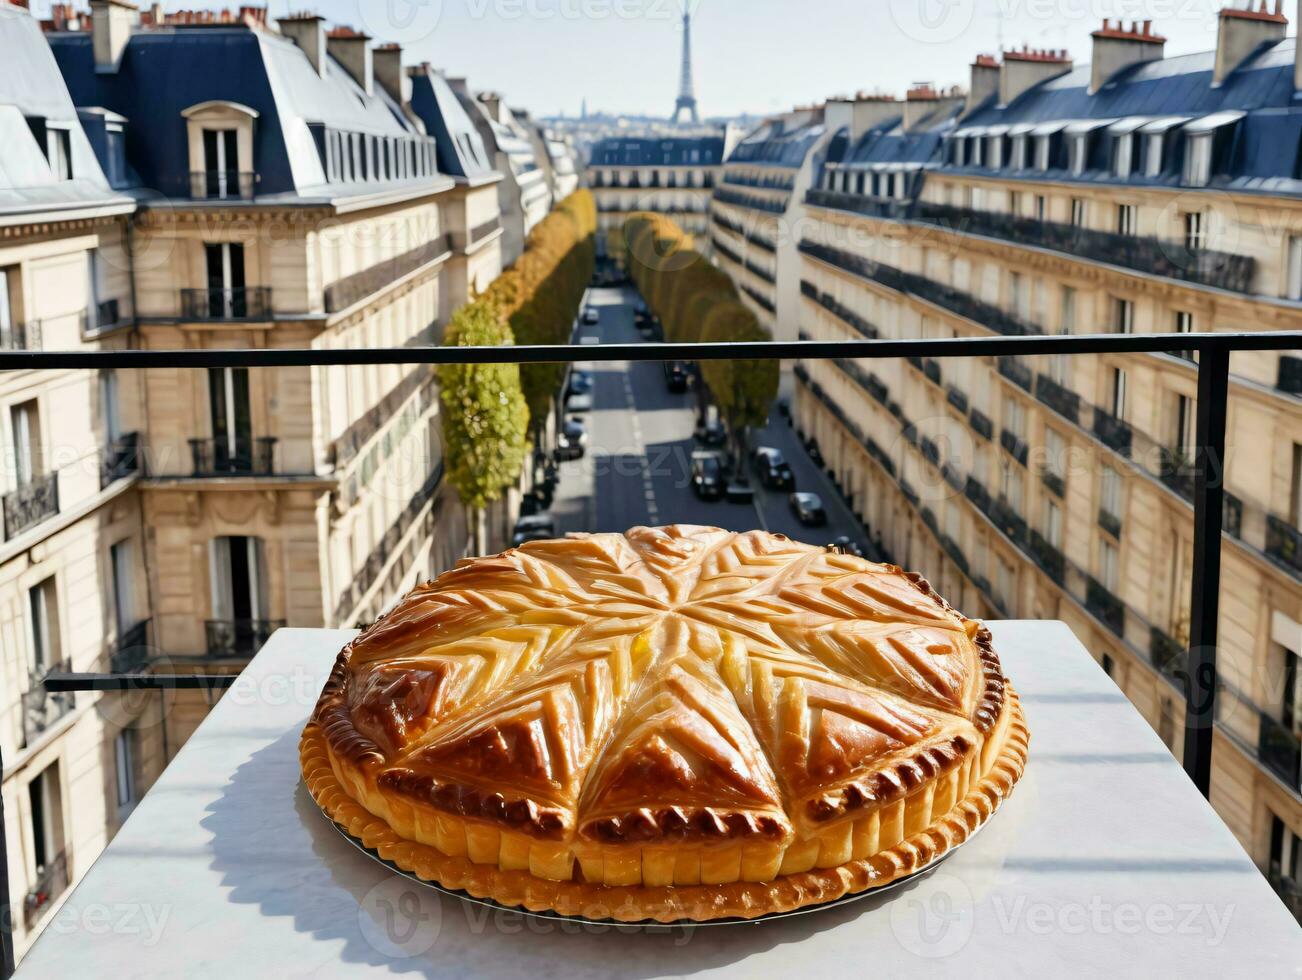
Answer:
17, 623, 1302, 977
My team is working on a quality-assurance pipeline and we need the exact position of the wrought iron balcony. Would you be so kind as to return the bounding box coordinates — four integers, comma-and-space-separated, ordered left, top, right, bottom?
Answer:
1267, 870, 1302, 924
970, 408, 993, 441
1035, 373, 1081, 424
180, 286, 273, 321
800, 281, 880, 339
713, 236, 743, 267
804, 188, 911, 221
1086, 577, 1126, 637
713, 187, 786, 214
1266, 515, 1301, 575
0, 321, 41, 351
1000, 428, 1029, 466
1029, 529, 1066, 585
997, 355, 1034, 392
204, 619, 286, 659
189, 170, 258, 201
1099, 507, 1123, 539
913, 200, 1256, 295
990, 496, 1028, 545
23, 851, 68, 931
1159, 449, 1196, 501
101, 431, 142, 488
22, 660, 75, 748
741, 283, 776, 314
1149, 626, 1185, 680
188, 437, 277, 477
1092, 411, 1134, 457
3, 472, 59, 541
1279, 355, 1302, 396
1041, 470, 1066, 498
324, 236, 453, 314
745, 257, 776, 284
109, 619, 152, 675
923, 358, 943, 386
1258, 711, 1301, 796
946, 385, 969, 413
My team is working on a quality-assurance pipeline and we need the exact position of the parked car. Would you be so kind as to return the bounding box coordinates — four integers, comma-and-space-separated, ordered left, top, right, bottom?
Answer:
789, 491, 828, 526
694, 419, 727, 447
512, 514, 556, 547
663, 361, 689, 392
565, 390, 593, 413
691, 453, 725, 500
556, 417, 588, 461
753, 446, 795, 490
567, 369, 594, 396
805, 436, 824, 469
582, 307, 599, 325
829, 535, 864, 558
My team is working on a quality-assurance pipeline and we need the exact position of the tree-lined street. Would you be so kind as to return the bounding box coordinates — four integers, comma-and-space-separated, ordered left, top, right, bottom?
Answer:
548, 286, 871, 549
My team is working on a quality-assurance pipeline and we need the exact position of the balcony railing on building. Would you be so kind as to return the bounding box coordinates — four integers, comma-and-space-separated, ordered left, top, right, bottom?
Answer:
189, 170, 258, 201
0, 321, 41, 351
323, 235, 453, 314
804, 188, 911, 221
205, 619, 286, 659
188, 437, 277, 477
180, 286, 273, 321
101, 431, 143, 488
913, 201, 1256, 295
22, 660, 75, 748
109, 619, 152, 675
23, 851, 68, 931
3, 472, 59, 541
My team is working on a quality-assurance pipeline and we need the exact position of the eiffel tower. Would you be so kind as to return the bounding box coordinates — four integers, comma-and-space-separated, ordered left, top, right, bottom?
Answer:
671, 5, 699, 125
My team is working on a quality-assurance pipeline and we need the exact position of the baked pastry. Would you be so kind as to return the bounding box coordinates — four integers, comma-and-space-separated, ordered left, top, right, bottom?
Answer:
301, 525, 1027, 921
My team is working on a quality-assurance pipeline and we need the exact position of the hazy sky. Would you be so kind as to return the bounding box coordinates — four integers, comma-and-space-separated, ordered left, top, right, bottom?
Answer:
59, 0, 1296, 117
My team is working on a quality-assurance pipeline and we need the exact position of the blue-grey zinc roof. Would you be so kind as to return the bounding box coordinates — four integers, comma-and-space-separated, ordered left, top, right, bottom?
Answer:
0, 5, 129, 216
409, 68, 497, 180
729, 118, 826, 168
588, 136, 725, 167
48, 23, 443, 201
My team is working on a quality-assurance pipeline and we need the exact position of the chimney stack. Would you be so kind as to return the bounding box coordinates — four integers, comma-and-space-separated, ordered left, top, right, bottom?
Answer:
964, 54, 1001, 117
279, 12, 328, 78
327, 26, 374, 97
373, 43, 410, 104
1089, 20, 1165, 93
479, 92, 504, 122
903, 84, 964, 131
89, 0, 138, 73
1001, 46, 1073, 105
1213, 1, 1286, 87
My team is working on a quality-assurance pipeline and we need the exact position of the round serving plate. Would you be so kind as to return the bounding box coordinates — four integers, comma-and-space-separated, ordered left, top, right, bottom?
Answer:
326, 809, 982, 928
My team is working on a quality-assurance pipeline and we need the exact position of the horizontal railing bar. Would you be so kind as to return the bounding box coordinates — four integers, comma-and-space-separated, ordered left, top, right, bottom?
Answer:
0, 331, 1297, 371
43, 673, 239, 692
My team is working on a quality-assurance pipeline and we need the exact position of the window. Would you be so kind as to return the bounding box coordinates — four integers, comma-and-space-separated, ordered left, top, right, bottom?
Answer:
988, 135, 1003, 169
208, 367, 252, 468
111, 539, 134, 637
1011, 135, 1027, 170
1034, 134, 1051, 171
1099, 537, 1120, 591
1279, 640, 1300, 732
1003, 394, 1025, 438
995, 557, 1016, 611
1271, 815, 1301, 885
1116, 204, 1136, 236
1059, 286, 1076, 333
1009, 272, 1028, 320
204, 242, 247, 317
46, 127, 72, 181
970, 136, 983, 168
1043, 498, 1062, 549
1110, 367, 1127, 418
28, 764, 62, 878
105, 125, 127, 188
0, 265, 13, 336
29, 576, 60, 674
202, 129, 239, 198
1158, 697, 1177, 748
1035, 195, 1046, 222
1100, 466, 1122, 521
100, 368, 121, 443
1143, 133, 1164, 176
1045, 429, 1066, 483
1068, 134, 1088, 175
1114, 297, 1134, 334
1172, 393, 1194, 459
1001, 461, 1024, 511
952, 137, 966, 167
1183, 133, 1213, 187
1070, 197, 1086, 227
1174, 310, 1193, 338
11, 399, 40, 486
1291, 443, 1302, 526
1101, 653, 1115, 677
1184, 211, 1205, 251
210, 535, 267, 625
115, 728, 137, 814
1286, 235, 1302, 300
1113, 134, 1133, 178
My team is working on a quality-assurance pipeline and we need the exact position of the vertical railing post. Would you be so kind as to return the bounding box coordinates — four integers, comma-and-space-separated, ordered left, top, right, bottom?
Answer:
0, 741, 15, 979
1182, 345, 1230, 798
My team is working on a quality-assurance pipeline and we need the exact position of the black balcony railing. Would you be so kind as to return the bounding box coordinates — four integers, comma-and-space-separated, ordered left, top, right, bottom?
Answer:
188, 437, 277, 477
1266, 515, 1301, 575
22, 661, 75, 748
1041, 470, 1066, 498
913, 200, 1256, 295
180, 286, 273, 321
997, 355, 1034, 392
190, 170, 258, 200
1099, 507, 1123, 539
804, 188, 911, 221
1086, 577, 1126, 637
1092, 411, 1134, 457
23, 851, 68, 931
801, 281, 880, 340
109, 619, 152, 675
1001, 428, 1029, 466
1279, 355, 1302, 396
1029, 529, 1066, 584
1268, 870, 1302, 923
0, 322, 41, 351
324, 236, 453, 314
970, 408, 993, 441
1258, 711, 1302, 796
204, 619, 286, 659
3, 472, 59, 541
990, 496, 1028, 545
1150, 626, 1186, 680
741, 283, 776, 314
713, 211, 776, 253
101, 431, 142, 488
713, 187, 786, 214
1035, 373, 1081, 424
946, 385, 969, 413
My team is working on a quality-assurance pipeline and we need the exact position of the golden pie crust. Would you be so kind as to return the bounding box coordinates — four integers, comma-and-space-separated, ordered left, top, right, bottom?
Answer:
301, 525, 1028, 921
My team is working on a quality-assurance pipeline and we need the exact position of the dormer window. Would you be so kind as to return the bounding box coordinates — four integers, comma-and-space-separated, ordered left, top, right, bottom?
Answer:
1183, 133, 1213, 187
1034, 134, 1052, 171
1143, 133, 1164, 176
1068, 134, 1089, 176
969, 136, 983, 168
1011, 135, 1027, 170
988, 136, 1003, 170
47, 126, 72, 181
183, 101, 259, 200
1112, 134, 1133, 178
105, 124, 127, 188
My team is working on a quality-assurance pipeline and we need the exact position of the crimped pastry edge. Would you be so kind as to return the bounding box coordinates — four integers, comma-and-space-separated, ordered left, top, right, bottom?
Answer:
300, 689, 1028, 923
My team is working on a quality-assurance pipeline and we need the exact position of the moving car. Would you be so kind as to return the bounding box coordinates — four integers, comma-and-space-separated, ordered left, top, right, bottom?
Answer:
556, 417, 588, 461
694, 419, 727, 447
830, 535, 863, 558
512, 514, 556, 547
582, 307, 599, 325
789, 491, 828, 527
663, 361, 689, 393
565, 390, 593, 413
752, 446, 795, 490
691, 453, 725, 500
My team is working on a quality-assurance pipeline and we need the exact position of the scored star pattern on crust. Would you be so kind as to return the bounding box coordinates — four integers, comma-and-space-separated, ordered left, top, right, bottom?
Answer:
327, 525, 1001, 846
